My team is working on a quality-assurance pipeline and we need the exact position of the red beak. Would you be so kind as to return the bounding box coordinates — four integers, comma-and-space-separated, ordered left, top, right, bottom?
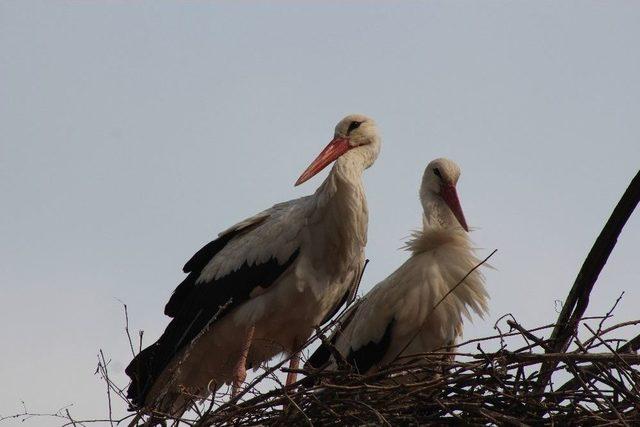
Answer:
440, 184, 469, 232
295, 137, 351, 186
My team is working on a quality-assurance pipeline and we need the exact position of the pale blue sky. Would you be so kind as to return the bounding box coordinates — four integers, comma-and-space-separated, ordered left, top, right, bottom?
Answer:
1, 1, 639, 424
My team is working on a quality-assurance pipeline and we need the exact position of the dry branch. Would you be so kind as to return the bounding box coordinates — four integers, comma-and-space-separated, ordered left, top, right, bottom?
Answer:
538, 169, 640, 392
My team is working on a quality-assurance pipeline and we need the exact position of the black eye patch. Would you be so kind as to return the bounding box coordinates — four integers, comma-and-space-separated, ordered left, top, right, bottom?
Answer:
433, 168, 442, 179
347, 121, 362, 134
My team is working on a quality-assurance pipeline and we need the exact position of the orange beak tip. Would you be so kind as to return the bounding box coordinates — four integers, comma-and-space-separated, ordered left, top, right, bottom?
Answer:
294, 137, 351, 187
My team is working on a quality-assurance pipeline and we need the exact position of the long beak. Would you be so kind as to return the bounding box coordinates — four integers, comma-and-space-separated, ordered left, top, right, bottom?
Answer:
440, 184, 469, 232
295, 137, 351, 186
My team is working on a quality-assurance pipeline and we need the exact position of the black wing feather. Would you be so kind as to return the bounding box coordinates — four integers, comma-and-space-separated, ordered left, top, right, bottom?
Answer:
306, 300, 360, 370
305, 345, 332, 371
182, 232, 238, 274
126, 233, 300, 409
307, 316, 396, 374
346, 318, 396, 374
164, 231, 239, 317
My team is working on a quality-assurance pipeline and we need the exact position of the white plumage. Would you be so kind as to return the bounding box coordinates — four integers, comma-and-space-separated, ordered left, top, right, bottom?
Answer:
307, 158, 489, 374
126, 114, 381, 415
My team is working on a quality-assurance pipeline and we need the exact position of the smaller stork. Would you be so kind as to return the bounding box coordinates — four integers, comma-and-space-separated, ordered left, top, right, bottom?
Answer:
307, 158, 489, 375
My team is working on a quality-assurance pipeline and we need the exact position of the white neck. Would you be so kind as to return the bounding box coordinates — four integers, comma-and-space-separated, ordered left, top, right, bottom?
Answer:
421, 194, 457, 230
315, 145, 376, 202
309, 146, 374, 274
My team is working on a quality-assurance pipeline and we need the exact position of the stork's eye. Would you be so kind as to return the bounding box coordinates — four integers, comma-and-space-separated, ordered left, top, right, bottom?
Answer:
347, 121, 362, 134
433, 168, 442, 179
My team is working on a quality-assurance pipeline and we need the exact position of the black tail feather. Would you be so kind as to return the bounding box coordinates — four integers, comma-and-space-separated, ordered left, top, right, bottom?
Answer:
125, 343, 160, 409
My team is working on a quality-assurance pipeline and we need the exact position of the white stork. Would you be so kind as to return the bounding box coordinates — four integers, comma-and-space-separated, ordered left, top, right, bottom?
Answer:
307, 158, 488, 375
125, 114, 381, 415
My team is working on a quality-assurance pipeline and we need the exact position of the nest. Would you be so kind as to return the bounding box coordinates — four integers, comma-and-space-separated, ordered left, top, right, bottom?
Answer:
195, 315, 640, 426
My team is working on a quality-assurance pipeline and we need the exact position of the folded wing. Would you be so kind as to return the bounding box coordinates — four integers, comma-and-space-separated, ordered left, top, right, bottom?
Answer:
126, 199, 309, 408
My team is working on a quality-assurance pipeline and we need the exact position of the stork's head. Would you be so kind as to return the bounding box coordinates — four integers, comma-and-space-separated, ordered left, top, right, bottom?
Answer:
295, 114, 380, 186
420, 158, 468, 232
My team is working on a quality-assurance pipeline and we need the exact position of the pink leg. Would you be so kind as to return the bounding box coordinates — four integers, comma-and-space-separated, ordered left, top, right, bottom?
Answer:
232, 325, 255, 397
285, 350, 301, 386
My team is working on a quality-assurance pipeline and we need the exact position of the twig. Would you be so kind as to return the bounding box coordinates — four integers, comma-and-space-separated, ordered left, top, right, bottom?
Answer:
116, 299, 137, 358
98, 350, 115, 427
